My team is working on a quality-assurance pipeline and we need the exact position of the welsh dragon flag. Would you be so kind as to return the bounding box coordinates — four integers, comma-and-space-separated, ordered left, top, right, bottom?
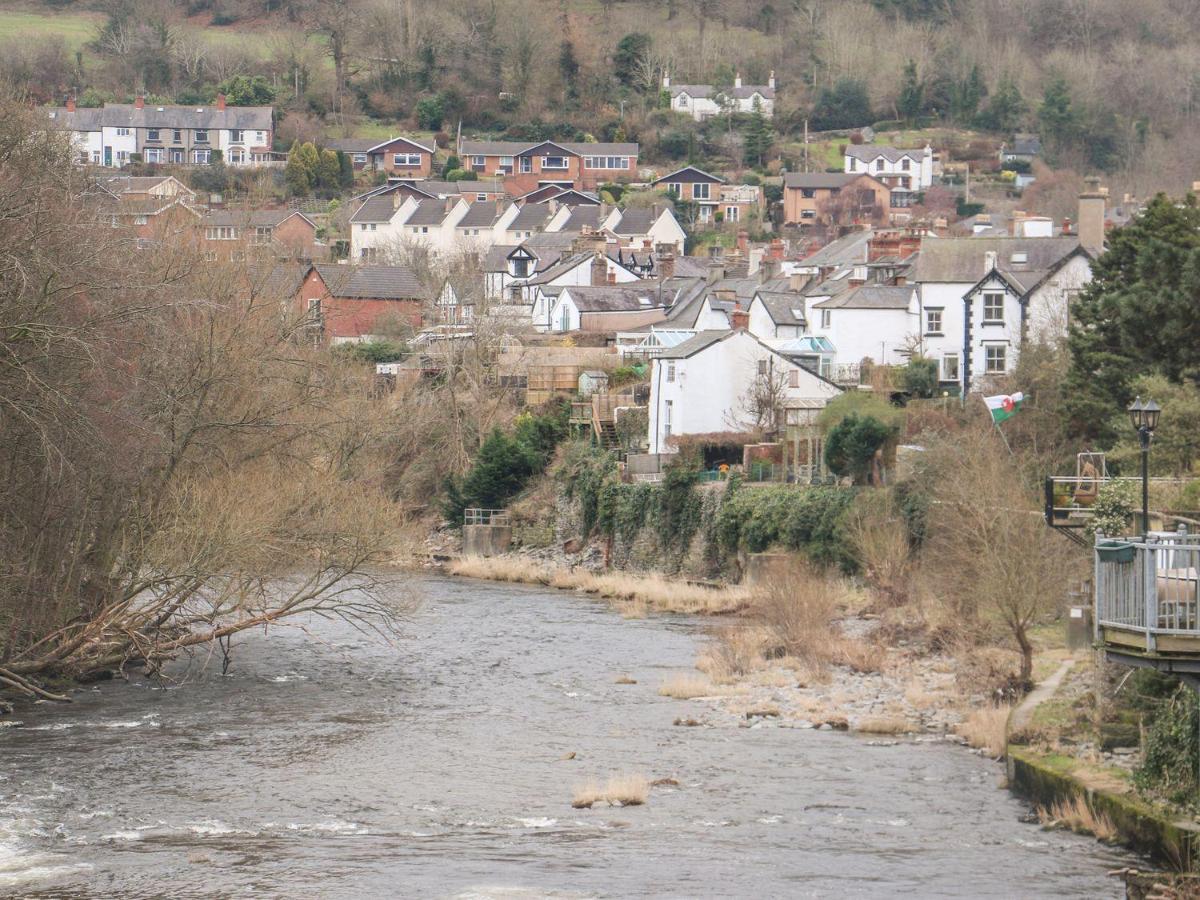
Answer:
984, 392, 1024, 423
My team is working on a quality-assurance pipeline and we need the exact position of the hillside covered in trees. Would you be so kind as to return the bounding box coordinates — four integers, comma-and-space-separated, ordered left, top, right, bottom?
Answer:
5, 0, 1200, 191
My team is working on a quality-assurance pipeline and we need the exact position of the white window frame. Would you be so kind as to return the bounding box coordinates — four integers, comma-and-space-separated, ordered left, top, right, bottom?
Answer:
725, 205, 739, 222
519, 156, 533, 173
941, 353, 960, 382
230, 129, 243, 143
115, 127, 131, 136
193, 149, 211, 164
982, 292, 1005, 323
195, 129, 209, 143
393, 153, 423, 167
144, 148, 163, 163
820, 309, 831, 329
984, 345, 1007, 374
666, 361, 676, 383
693, 182, 711, 200
134, 215, 148, 225
205, 226, 237, 240
924, 307, 943, 335
541, 155, 569, 170
172, 129, 182, 143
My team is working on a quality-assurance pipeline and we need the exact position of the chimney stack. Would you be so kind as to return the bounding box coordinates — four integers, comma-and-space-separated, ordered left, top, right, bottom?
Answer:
734, 72, 743, 89
662, 71, 670, 89
65, 95, 75, 113
607, 270, 616, 285
1078, 176, 1106, 255
984, 250, 997, 274
768, 70, 776, 91
655, 243, 675, 280
730, 302, 749, 331
216, 93, 227, 112
134, 94, 144, 110
737, 229, 749, 254
591, 251, 607, 286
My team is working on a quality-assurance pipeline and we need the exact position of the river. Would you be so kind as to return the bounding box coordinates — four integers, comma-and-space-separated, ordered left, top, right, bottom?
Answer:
1, 575, 1133, 898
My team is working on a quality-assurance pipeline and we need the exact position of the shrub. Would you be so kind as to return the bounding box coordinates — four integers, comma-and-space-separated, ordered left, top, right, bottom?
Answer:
825, 414, 895, 484
1135, 684, 1199, 806
900, 357, 939, 398
715, 484, 858, 571
753, 562, 839, 669
332, 340, 407, 364
1087, 479, 1137, 538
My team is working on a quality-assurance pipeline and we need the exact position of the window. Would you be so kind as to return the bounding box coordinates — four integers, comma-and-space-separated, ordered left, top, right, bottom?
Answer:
788, 369, 800, 388
193, 149, 211, 164
666, 183, 682, 197
584, 156, 629, 169
169, 149, 184, 163
984, 345, 1007, 374
172, 129, 182, 143
725, 205, 739, 222
699, 205, 712, 222
353, 153, 367, 164
231, 250, 246, 262
982, 292, 1005, 323
230, 129, 243, 142
848, 157, 857, 171
228, 149, 244, 164
393, 153, 422, 167
253, 226, 272, 244
800, 209, 816, 220
195, 129, 209, 143
800, 188, 816, 199
255, 131, 265, 143
147, 129, 160, 141
820, 309, 831, 329
370, 223, 377, 231
116, 150, 129, 164
924, 308, 943, 335
476, 193, 487, 202
499, 155, 514, 173
757, 359, 768, 376
134, 215, 148, 225
144, 148, 163, 163
874, 159, 884, 171
900, 157, 910, 171
360, 223, 367, 231
663, 400, 673, 436
116, 127, 131, 136
205, 226, 237, 240
941, 354, 960, 382
519, 156, 532, 173
471, 155, 486, 169
542, 156, 568, 169
307, 298, 321, 318
666, 361, 676, 383
1011, 251, 1028, 263
361, 247, 378, 261
203, 250, 217, 261
91, 150, 101, 164
693, 182, 710, 200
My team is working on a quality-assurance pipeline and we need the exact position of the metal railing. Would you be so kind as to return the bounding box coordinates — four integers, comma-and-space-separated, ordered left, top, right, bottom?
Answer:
463, 508, 511, 526
1095, 530, 1200, 650
1045, 475, 1192, 528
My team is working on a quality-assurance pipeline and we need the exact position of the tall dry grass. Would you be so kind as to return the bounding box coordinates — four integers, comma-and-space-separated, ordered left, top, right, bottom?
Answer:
658, 673, 724, 699
956, 704, 1012, 759
447, 556, 750, 614
1038, 795, 1117, 842
753, 562, 842, 670
572, 773, 650, 808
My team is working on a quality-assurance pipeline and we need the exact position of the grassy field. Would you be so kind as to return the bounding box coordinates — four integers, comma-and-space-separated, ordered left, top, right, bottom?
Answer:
0, 9, 104, 51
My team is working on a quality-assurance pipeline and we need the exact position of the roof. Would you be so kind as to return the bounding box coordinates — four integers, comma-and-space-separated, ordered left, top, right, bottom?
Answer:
114, 196, 198, 217
311, 264, 430, 300
783, 173, 858, 190
45, 102, 272, 132
458, 179, 504, 194
560, 206, 601, 231
726, 85, 775, 100
350, 196, 398, 223
911, 237, 1082, 284
672, 256, 710, 278
458, 201, 501, 227
610, 207, 659, 236
667, 83, 774, 100
655, 329, 731, 358
405, 198, 452, 226
101, 175, 193, 195
483, 244, 516, 271
459, 140, 638, 157
205, 208, 313, 228
752, 290, 806, 325
560, 283, 669, 312
800, 229, 875, 267
845, 145, 927, 163
653, 166, 725, 186
508, 204, 553, 231
668, 84, 714, 99
1007, 134, 1042, 156
777, 336, 836, 355
812, 285, 913, 309
325, 138, 379, 153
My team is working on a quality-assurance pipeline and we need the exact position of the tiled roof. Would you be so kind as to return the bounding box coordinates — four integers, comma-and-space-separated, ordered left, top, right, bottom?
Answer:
459, 140, 638, 157
404, 199, 452, 226
508, 204, 553, 231
325, 138, 378, 153
560, 206, 601, 231
101, 175, 191, 194
312, 264, 430, 300
610, 207, 657, 236
801, 229, 875, 267
844, 145, 926, 163
783, 173, 858, 190
205, 208, 310, 227
655, 329, 730, 358
653, 166, 725, 185
458, 201, 501, 227
812, 285, 913, 310
483, 244, 516, 270
911, 237, 1081, 284
668, 84, 714, 99
45, 103, 272, 131
562, 282, 669, 312
350, 197, 398, 223
753, 290, 807, 325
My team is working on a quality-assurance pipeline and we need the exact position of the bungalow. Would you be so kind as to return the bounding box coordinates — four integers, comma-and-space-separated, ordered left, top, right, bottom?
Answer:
646, 327, 840, 455
297, 263, 431, 343
458, 139, 639, 193
782, 173, 894, 227
548, 282, 670, 333
325, 136, 434, 176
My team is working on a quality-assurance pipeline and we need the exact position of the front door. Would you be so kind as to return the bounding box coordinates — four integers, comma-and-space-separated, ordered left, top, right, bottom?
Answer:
103, 146, 112, 167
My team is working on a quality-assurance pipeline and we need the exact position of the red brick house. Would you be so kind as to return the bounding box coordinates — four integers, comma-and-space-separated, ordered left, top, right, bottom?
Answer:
297, 263, 431, 342
326, 136, 435, 176
458, 140, 638, 193
202, 209, 320, 261
105, 195, 202, 249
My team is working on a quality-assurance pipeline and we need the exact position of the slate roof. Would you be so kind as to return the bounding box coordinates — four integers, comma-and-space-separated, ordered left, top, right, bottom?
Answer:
561, 283, 669, 312
812, 285, 913, 310
350, 197, 398, 223
457, 201, 501, 227
312, 264, 430, 300
483, 244, 516, 270
672, 256, 710, 278
667, 84, 715, 99
205, 208, 312, 227
560, 206, 601, 231
405, 199, 452, 226
458, 179, 504, 194
727, 85, 775, 100
844, 145, 926, 163
753, 290, 807, 325
800, 229, 875, 267
655, 329, 731, 358
911, 237, 1082, 284
101, 175, 192, 194
609, 208, 658, 236
508, 204, 553, 231
459, 140, 638, 157
783, 173, 858, 190
45, 103, 273, 132
325, 138, 379, 154
653, 166, 725, 185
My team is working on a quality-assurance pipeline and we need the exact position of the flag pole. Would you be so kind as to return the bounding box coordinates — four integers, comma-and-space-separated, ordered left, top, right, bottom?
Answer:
992, 417, 1013, 455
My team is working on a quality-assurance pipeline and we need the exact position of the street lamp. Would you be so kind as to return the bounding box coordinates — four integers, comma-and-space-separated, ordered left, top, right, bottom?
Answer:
1127, 396, 1162, 535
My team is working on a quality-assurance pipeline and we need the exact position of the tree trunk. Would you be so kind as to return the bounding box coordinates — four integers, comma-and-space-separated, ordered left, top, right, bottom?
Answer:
1016, 623, 1034, 687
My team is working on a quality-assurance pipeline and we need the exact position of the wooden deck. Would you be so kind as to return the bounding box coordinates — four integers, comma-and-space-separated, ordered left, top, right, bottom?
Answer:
1095, 532, 1200, 674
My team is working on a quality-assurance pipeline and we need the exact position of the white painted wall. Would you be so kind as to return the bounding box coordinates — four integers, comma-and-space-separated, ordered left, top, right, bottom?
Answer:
747, 296, 804, 340
1025, 253, 1092, 345
844, 146, 933, 190
646, 331, 840, 453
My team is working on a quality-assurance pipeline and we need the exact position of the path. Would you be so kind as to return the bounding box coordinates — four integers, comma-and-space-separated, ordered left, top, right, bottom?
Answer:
1010, 657, 1075, 733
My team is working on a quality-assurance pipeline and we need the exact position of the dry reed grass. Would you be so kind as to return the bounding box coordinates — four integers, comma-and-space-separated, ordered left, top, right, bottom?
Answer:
572, 773, 650, 808
658, 673, 723, 699
956, 704, 1012, 759
447, 556, 750, 615
856, 715, 913, 735
1038, 795, 1117, 842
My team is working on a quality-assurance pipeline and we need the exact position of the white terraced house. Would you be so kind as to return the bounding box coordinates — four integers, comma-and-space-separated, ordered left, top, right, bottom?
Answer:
42, 95, 273, 168
662, 72, 776, 121
844, 145, 934, 195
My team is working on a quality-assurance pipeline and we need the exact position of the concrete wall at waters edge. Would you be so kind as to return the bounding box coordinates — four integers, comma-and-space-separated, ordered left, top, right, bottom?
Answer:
463, 524, 512, 557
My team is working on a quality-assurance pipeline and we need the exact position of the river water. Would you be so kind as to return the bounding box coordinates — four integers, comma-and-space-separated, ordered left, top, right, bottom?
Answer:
1, 575, 1133, 898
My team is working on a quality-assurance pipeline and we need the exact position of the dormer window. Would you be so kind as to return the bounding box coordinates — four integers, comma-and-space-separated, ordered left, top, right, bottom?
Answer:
1011, 251, 1028, 263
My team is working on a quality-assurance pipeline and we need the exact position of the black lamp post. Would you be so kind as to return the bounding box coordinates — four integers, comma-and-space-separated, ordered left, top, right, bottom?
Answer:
1127, 396, 1161, 535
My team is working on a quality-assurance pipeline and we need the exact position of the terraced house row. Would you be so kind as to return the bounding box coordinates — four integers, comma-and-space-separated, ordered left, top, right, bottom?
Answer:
42, 95, 274, 168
